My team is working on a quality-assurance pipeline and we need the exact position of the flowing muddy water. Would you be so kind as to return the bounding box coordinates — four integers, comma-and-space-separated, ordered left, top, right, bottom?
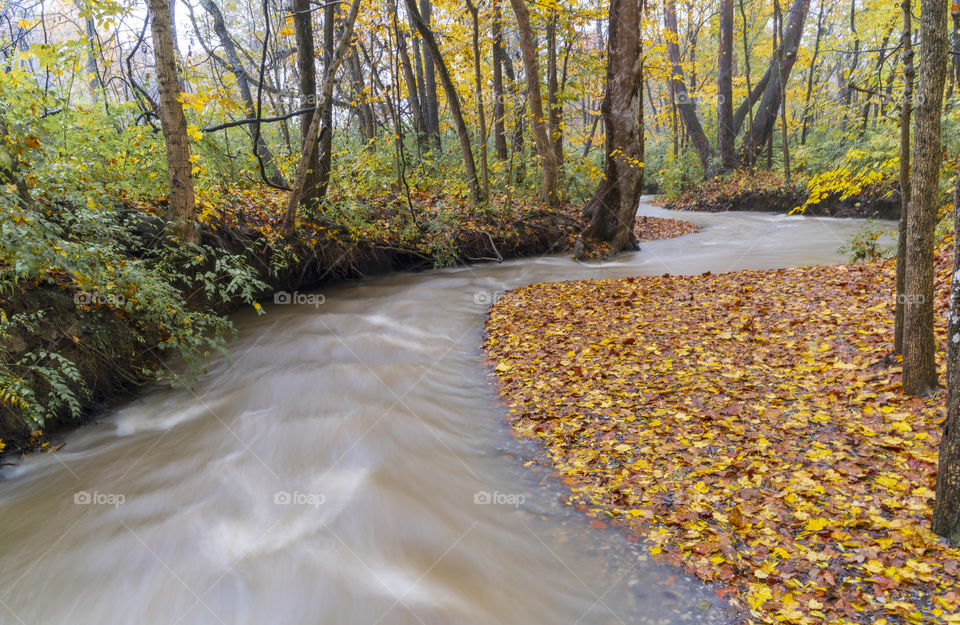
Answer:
0, 203, 892, 625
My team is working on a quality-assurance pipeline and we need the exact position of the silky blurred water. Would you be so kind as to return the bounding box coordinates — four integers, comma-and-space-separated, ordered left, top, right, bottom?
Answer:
0, 201, 891, 625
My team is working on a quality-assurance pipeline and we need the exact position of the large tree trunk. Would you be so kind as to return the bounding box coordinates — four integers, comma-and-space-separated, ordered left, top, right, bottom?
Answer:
740, 0, 810, 165
739, 0, 810, 165
405, 0, 482, 203
664, 0, 715, 175
491, 0, 509, 161
292, 0, 320, 206
146, 0, 198, 243
735, 0, 757, 141
717, 0, 735, 169
282, 0, 362, 236
419, 0, 442, 148
546, 14, 564, 186
934, 163, 960, 542
317, 0, 335, 197
509, 0, 560, 204
895, 0, 915, 354
775, 0, 790, 184
902, 0, 948, 396
200, 0, 285, 186
952, 8, 960, 90
465, 0, 489, 201
578, 0, 644, 256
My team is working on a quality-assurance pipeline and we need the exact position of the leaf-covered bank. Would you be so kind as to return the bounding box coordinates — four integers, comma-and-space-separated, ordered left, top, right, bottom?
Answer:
661, 172, 902, 220
484, 231, 960, 623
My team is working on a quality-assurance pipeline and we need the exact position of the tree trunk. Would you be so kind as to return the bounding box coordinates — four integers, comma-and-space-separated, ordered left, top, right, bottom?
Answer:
775, 0, 790, 184
348, 47, 377, 146
902, 0, 948, 395
501, 41, 526, 183
952, 8, 960, 90
717, 0, 735, 169
282, 0, 362, 236
292, 0, 320, 206
317, 0, 335, 196
394, 16, 425, 139
465, 0, 489, 201
146, 0, 198, 243
933, 163, 960, 542
419, 0, 442, 148
578, 0, 644, 256
664, 0, 715, 175
739, 0, 810, 165
200, 0, 285, 186
800, 2, 824, 146
84, 16, 104, 104
895, 0, 915, 354
491, 0, 509, 161
736, 0, 756, 141
405, 0, 482, 203
509, 0, 560, 203
547, 13, 564, 186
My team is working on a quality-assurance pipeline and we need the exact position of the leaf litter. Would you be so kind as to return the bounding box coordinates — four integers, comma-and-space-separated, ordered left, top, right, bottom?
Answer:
484, 232, 959, 624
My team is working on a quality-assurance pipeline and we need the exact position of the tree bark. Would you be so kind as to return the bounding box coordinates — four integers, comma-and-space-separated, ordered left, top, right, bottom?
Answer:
394, 16, 425, 139
282, 0, 362, 236
902, 0, 948, 396
934, 162, 960, 542
491, 0, 509, 161
735, 0, 756, 141
775, 0, 790, 184
739, 0, 810, 165
465, 0, 489, 201
317, 0, 335, 196
199, 0, 286, 186
405, 0, 482, 203
292, 0, 320, 206
509, 0, 560, 203
546, 13, 564, 185
348, 46, 377, 146
664, 0, 715, 174
419, 0, 442, 148
146, 0, 198, 243
800, 2, 824, 146
952, 8, 960, 90
578, 0, 644, 255
895, 0, 915, 354
717, 0, 735, 169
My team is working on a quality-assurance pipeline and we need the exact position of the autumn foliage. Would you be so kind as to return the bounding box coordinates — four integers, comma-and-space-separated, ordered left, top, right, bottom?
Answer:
485, 234, 960, 623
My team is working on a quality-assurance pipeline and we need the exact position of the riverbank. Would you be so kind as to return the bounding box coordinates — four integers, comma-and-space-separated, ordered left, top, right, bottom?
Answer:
0, 194, 696, 456
484, 229, 958, 623
661, 172, 900, 220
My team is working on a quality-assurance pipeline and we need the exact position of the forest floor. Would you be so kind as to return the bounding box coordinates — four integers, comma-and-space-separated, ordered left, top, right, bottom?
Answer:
484, 227, 959, 624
